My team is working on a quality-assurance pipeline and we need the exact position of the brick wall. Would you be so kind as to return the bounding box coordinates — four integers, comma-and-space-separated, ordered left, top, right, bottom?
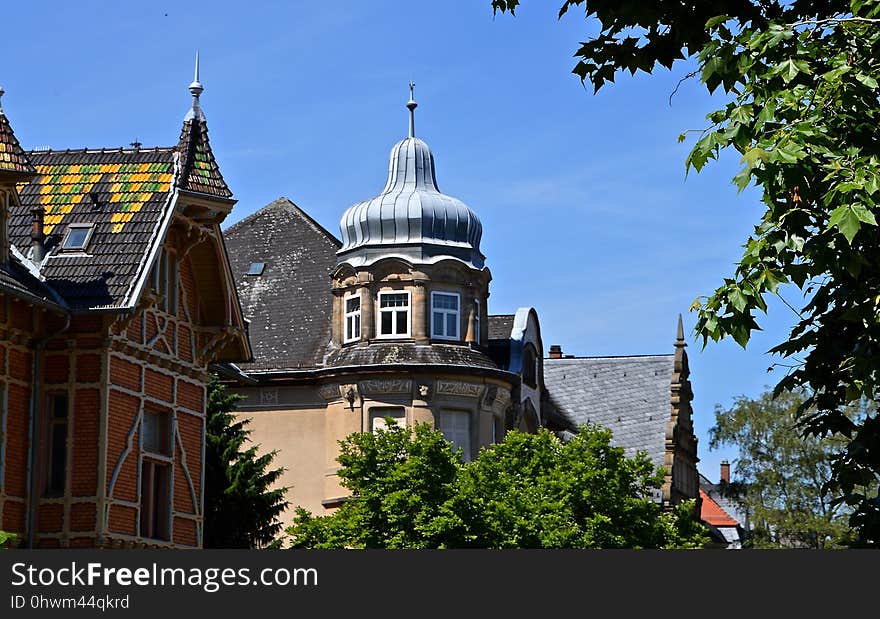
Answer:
0, 294, 35, 536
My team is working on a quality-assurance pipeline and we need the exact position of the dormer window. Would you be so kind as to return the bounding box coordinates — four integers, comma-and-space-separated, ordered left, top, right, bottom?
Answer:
431, 291, 460, 341
344, 292, 361, 343
377, 291, 410, 338
61, 223, 94, 252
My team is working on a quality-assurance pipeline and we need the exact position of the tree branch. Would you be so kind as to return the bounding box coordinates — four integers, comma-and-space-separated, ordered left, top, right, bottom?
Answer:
790, 17, 880, 27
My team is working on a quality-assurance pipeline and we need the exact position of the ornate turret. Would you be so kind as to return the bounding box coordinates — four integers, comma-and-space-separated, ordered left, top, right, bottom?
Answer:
337, 84, 483, 269
0, 86, 36, 181
176, 53, 233, 199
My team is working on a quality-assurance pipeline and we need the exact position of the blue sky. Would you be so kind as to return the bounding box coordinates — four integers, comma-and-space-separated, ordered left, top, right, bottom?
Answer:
1, 1, 802, 482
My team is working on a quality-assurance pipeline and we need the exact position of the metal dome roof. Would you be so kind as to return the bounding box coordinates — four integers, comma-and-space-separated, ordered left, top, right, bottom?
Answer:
337, 88, 484, 269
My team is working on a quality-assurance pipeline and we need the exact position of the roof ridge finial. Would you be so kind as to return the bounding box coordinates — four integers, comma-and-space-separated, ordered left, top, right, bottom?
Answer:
0, 84, 5, 113
185, 51, 205, 121
406, 81, 417, 138
675, 313, 686, 347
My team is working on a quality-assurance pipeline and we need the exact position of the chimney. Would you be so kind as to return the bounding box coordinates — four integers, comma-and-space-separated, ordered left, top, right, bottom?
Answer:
31, 205, 45, 263
549, 344, 563, 359
720, 459, 730, 484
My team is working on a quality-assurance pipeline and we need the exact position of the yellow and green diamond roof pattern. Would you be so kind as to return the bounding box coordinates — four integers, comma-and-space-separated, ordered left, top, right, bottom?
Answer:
10, 148, 178, 310
177, 118, 232, 198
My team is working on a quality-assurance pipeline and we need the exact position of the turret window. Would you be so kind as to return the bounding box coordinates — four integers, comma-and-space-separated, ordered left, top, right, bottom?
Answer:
344, 293, 361, 343
378, 291, 410, 337
431, 292, 460, 341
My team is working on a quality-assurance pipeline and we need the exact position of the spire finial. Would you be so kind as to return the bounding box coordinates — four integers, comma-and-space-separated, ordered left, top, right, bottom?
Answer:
406, 81, 417, 138
185, 51, 205, 121
0, 84, 5, 113
675, 313, 686, 347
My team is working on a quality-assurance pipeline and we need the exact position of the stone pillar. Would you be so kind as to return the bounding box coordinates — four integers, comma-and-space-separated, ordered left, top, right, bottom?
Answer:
412, 281, 428, 342
360, 284, 375, 341
330, 289, 344, 347
464, 289, 476, 344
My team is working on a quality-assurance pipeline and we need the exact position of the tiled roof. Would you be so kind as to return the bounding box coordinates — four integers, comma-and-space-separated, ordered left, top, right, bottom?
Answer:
699, 489, 740, 527
223, 197, 341, 370
700, 474, 749, 529
487, 314, 515, 370
177, 118, 232, 198
0, 108, 36, 177
10, 148, 178, 310
0, 251, 65, 310
488, 314, 514, 340
324, 341, 500, 370
543, 355, 674, 469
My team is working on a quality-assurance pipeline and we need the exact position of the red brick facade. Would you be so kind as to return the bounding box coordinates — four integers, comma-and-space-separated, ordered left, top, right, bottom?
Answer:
0, 83, 249, 549
0, 228, 244, 548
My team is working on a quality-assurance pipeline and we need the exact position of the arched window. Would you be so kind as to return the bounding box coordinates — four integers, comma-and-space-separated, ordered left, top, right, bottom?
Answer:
522, 346, 537, 388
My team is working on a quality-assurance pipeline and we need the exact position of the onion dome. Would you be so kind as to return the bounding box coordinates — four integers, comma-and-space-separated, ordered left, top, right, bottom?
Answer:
337, 84, 484, 269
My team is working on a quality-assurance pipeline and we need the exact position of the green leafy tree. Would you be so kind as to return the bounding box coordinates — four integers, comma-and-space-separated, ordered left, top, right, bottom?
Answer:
710, 388, 857, 547
204, 376, 288, 548
491, 0, 880, 545
285, 422, 707, 549
0, 531, 17, 549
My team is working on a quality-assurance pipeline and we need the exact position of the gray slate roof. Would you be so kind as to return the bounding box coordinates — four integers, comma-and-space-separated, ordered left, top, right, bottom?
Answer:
223, 197, 341, 371
325, 341, 499, 369
543, 355, 674, 470
488, 314, 514, 340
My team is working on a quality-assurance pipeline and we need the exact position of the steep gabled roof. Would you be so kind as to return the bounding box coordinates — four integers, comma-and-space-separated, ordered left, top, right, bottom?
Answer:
176, 117, 232, 198
223, 197, 341, 371
699, 489, 740, 528
0, 90, 36, 179
543, 355, 675, 471
10, 148, 178, 310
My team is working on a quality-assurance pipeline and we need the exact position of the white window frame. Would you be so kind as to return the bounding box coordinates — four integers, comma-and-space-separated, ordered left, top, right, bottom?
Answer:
430, 291, 461, 341
438, 410, 472, 462
344, 291, 362, 343
377, 290, 411, 338
474, 298, 481, 345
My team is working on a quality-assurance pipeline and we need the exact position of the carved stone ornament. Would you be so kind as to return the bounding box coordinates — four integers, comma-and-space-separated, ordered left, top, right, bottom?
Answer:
436, 380, 483, 398
496, 388, 511, 408
341, 384, 360, 409
359, 379, 412, 395
482, 385, 498, 407
418, 383, 431, 399
318, 383, 340, 401
260, 389, 278, 405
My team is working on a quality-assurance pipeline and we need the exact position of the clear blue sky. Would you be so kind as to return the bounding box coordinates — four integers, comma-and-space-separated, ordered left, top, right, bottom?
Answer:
1, 1, 802, 482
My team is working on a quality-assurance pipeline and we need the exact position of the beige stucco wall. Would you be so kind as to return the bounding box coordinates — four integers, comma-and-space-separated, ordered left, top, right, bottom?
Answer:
232, 372, 515, 528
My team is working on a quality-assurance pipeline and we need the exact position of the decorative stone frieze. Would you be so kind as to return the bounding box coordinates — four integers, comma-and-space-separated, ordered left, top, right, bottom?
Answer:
435, 380, 483, 398
317, 383, 340, 401
358, 378, 412, 394
260, 388, 278, 405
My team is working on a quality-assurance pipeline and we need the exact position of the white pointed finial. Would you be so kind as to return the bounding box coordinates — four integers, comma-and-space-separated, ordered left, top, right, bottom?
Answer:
185, 51, 205, 121
406, 81, 417, 138
189, 51, 204, 97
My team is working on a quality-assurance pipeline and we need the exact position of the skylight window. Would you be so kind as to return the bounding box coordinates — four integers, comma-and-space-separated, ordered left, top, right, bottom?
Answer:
61, 224, 94, 251
247, 262, 266, 276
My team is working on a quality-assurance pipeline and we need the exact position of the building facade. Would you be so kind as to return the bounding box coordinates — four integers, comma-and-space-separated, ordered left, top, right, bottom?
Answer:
0, 68, 250, 548
224, 90, 700, 526
224, 91, 532, 518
